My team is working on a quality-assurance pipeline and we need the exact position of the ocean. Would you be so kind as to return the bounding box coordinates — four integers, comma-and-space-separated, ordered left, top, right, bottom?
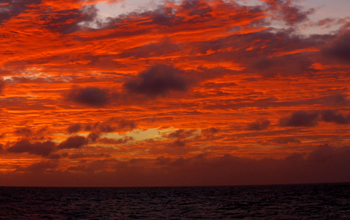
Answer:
0, 183, 349, 219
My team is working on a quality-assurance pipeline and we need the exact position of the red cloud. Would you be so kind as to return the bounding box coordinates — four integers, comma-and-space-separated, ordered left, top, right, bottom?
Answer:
0, 0, 349, 186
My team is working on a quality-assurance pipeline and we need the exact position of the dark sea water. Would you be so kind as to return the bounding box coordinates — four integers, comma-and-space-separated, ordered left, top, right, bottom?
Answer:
0, 183, 349, 219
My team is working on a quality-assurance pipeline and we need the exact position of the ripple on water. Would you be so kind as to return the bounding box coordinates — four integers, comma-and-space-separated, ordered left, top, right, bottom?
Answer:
0, 183, 350, 219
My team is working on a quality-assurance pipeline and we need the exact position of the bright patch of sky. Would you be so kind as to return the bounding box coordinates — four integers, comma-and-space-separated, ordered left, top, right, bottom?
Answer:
303, 0, 350, 34
96, 0, 350, 18
103, 127, 176, 142
237, 0, 350, 34
94, 0, 350, 35
95, 0, 171, 18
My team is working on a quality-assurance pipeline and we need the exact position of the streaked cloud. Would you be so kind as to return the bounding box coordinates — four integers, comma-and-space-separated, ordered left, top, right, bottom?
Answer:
0, 0, 349, 186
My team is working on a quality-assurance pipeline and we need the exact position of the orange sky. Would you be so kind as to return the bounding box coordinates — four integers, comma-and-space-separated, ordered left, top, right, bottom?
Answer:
0, 0, 350, 187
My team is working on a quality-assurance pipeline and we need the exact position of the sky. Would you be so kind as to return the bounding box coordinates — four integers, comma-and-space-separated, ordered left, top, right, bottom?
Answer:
0, 0, 350, 187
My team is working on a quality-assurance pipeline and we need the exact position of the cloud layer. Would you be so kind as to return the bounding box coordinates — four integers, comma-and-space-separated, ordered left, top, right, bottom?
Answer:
0, 0, 349, 186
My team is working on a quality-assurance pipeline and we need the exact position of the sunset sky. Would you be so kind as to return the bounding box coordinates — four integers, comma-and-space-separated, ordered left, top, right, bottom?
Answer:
0, 0, 350, 187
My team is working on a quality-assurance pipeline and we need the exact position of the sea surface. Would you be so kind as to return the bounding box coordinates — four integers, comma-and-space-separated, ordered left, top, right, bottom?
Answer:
0, 183, 349, 219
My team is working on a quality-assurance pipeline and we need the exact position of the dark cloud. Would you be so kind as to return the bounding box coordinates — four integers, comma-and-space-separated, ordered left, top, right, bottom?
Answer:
98, 136, 133, 145
201, 127, 219, 139
246, 119, 271, 131
249, 55, 314, 77
241, 32, 328, 76
124, 64, 188, 98
7, 140, 56, 157
279, 111, 319, 127
170, 139, 186, 147
281, 5, 315, 25
87, 132, 100, 142
67, 123, 82, 134
2, 145, 350, 187
0, 0, 41, 24
149, 145, 350, 186
67, 86, 110, 107
315, 18, 336, 28
47, 153, 63, 160
271, 137, 301, 144
67, 159, 116, 174
0, 78, 6, 94
85, 124, 92, 131
16, 161, 58, 172
119, 41, 182, 59
43, 5, 98, 34
13, 126, 49, 141
321, 110, 350, 125
323, 93, 348, 106
58, 136, 88, 149
14, 127, 32, 137
263, 0, 315, 25
181, 0, 213, 17
134, 0, 213, 27
164, 129, 199, 148
95, 122, 115, 133
307, 144, 335, 163
279, 110, 350, 127
116, 119, 138, 131
155, 156, 171, 165
195, 29, 330, 77
87, 119, 138, 134
322, 30, 350, 63
150, 0, 213, 26
99, 0, 264, 32
165, 129, 198, 140
68, 153, 111, 159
